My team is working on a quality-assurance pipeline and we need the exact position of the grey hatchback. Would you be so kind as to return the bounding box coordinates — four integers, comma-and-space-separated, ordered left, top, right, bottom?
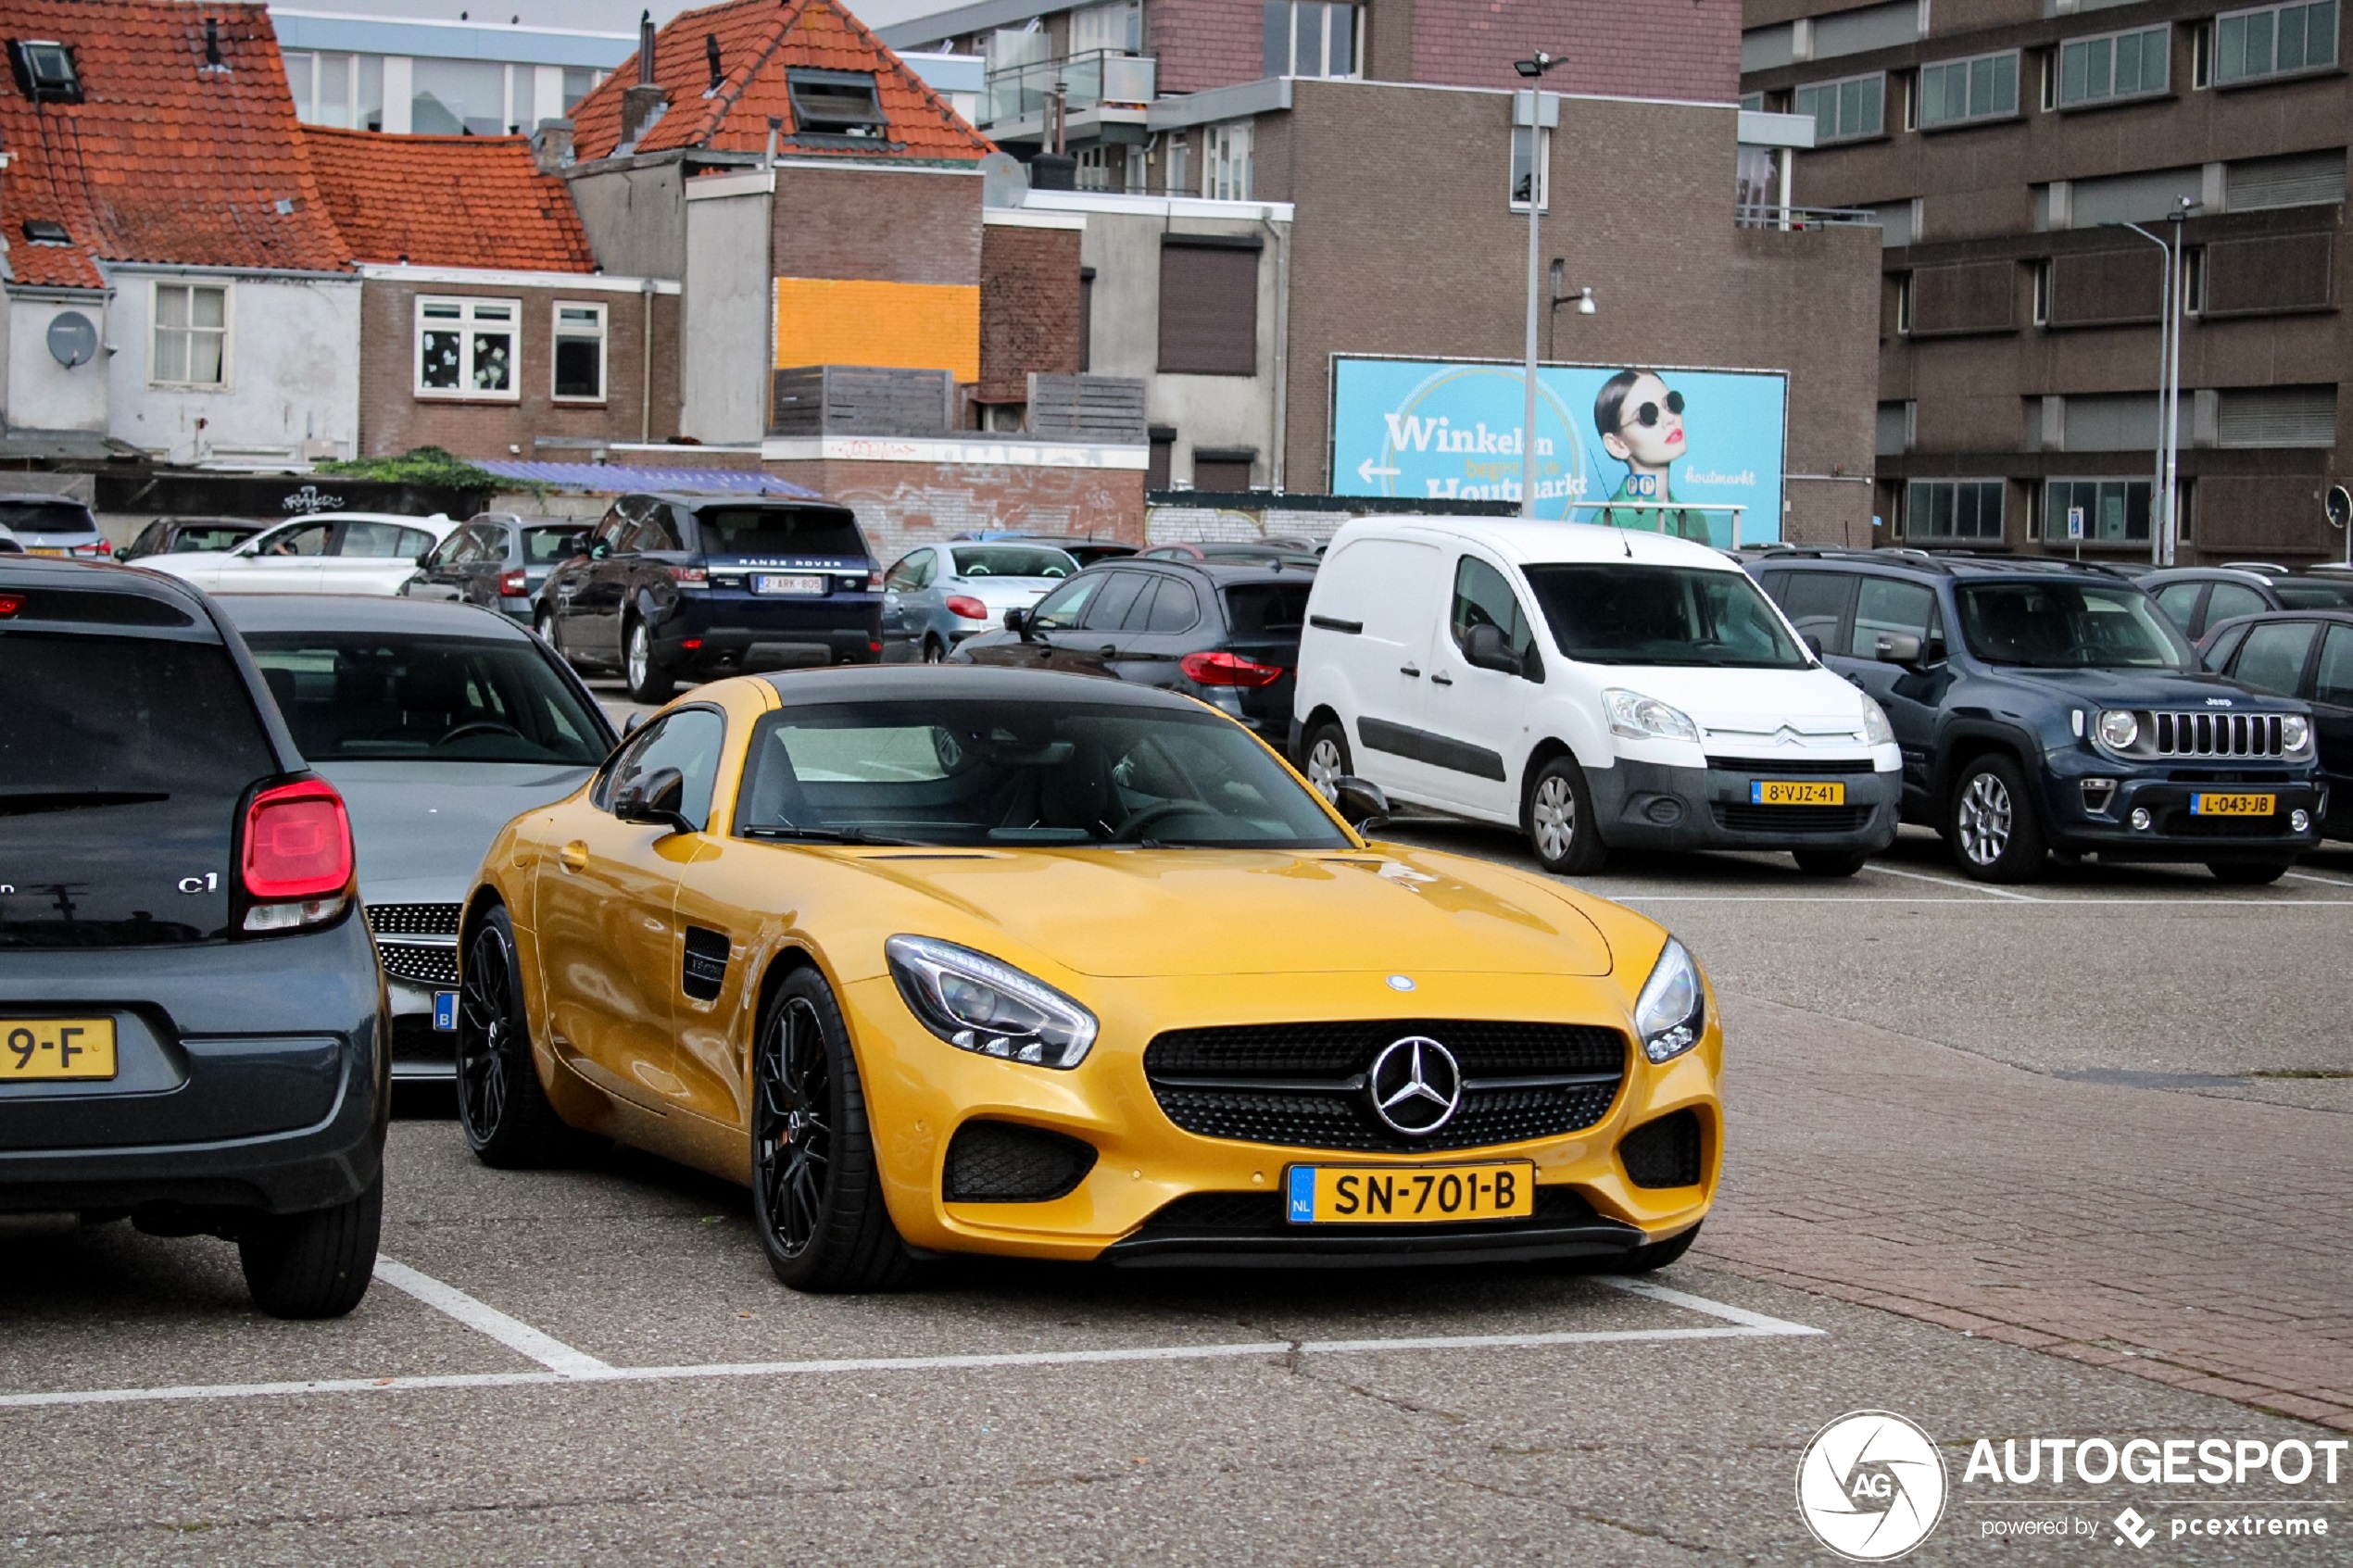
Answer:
401, 511, 583, 621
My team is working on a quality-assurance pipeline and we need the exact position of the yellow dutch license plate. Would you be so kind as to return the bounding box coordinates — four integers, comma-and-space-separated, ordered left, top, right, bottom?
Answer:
2192, 792, 2275, 817
1285, 1160, 1537, 1224
0, 1017, 117, 1081
26, 546, 65, 557
1751, 780, 1845, 806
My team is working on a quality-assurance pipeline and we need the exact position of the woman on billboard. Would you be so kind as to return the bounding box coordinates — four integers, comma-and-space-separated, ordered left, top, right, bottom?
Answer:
1593, 369, 1709, 543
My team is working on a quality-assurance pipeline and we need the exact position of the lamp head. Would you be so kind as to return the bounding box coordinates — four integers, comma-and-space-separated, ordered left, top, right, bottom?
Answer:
1576, 286, 1597, 316
1514, 51, 1559, 77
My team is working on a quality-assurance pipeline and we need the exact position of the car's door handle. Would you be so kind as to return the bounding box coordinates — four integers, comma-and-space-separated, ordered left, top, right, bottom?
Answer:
1399, 663, 1421, 678
1430, 671, 1453, 686
1100, 645, 1119, 659
558, 841, 590, 872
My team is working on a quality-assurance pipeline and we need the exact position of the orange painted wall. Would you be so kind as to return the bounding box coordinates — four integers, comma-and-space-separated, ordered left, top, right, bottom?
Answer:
773, 278, 980, 383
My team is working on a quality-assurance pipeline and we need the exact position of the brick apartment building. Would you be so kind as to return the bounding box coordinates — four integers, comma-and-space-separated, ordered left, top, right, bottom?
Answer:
1744, 0, 2353, 563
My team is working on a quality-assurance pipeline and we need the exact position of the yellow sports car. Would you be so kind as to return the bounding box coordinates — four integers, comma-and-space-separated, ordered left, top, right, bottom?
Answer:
456, 667, 1720, 1290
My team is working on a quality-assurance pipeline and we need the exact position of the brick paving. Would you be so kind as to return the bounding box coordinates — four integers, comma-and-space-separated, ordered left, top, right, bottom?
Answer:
1700, 992, 2353, 1431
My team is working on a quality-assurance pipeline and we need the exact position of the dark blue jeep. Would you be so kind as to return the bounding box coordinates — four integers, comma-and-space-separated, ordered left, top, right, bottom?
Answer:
1747, 551, 2325, 884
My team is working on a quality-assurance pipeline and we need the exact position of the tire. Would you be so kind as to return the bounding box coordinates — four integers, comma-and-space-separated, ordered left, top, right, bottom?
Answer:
535, 606, 561, 654
238, 1173, 382, 1319
2208, 859, 2291, 885
1525, 753, 1609, 875
1792, 849, 1869, 877
623, 616, 676, 705
457, 907, 572, 1169
1611, 1221, 1702, 1275
921, 634, 946, 665
1947, 753, 2045, 884
1301, 717, 1352, 802
750, 968, 914, 1293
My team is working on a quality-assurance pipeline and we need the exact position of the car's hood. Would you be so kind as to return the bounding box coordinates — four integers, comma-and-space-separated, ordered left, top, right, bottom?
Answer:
320, 760, 594, 905
846, 845, 1614, 978
1592, 664, 1872, 737
1975, 666, 2301, 709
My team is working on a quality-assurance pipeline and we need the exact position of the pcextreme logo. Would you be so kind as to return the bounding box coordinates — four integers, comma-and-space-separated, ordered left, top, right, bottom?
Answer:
1796, 1411, 1950, 1562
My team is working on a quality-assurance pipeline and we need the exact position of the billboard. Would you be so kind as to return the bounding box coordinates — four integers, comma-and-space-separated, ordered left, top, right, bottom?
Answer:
1329, 356, 1789, 548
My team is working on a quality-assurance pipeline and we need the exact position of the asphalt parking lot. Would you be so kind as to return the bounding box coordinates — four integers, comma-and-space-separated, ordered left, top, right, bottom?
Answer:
6, 685, 2347, 1563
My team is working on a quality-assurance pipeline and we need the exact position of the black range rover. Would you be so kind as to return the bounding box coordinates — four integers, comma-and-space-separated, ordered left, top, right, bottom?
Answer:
535, 492, 882, 702
1749, 550, 2325, 884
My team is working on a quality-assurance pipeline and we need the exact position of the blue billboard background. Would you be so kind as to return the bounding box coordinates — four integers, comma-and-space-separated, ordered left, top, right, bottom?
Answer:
1329, 357, 1789, 547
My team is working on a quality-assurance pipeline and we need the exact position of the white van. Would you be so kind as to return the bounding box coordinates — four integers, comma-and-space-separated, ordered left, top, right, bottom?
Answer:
1290, 517, 1903, 874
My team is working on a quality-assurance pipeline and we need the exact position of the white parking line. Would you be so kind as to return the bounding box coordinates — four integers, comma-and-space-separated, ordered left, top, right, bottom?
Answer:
0, 1272, 1817, 1412
1861, 862, 2043, 901
2284, 869, 2353, 888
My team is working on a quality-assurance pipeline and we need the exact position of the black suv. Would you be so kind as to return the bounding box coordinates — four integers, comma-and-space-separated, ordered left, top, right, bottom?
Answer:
535, 492, 882, 702
1748, 551, 2325, 883
0, 558, 387, 1315
2142, 564, 2353, 642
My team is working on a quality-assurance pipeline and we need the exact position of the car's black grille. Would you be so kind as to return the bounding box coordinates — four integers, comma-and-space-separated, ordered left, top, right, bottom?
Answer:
1705, 756, 1872, 776
1618, 1110, 1704, 1188
1143, 1020, 1626, 1153
943, 1120, 1098, 1203
366, 902, 462, 937
1134, 1184, 1600, 1239
389, 1012, 450, 1066
1711, 803, 1875, 834
378, 942, 460, 986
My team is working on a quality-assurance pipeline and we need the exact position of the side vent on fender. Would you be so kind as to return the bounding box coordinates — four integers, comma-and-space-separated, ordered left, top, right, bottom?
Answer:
682, 926, 731, 1001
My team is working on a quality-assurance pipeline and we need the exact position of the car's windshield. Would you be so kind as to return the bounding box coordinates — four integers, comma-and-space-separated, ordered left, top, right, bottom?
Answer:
736, 698, 1351, 849
695, 506, 867, 559
950, 545, 1076, 579
522, 525, 577, 565
2275, 580, 2353, 610
243, 632, 610, 764
0, 500, 94, 534
1954, 582, 2191, 670
1522, 563, 1809, 668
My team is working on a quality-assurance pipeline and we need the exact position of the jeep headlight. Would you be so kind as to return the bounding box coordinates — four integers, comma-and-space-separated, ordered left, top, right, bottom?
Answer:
2282, 714, 2312, 754
885, 935, 1098, 1069
1604, 689, 1700, 744
2095, 709, 2140, 750
1633, 936, 1705, 1065
1861, 695, 1895, 746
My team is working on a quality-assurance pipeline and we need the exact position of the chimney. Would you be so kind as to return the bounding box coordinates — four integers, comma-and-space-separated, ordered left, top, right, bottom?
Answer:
705, 32, 724, 94
530, 118, 574, 172
618, 9, 666, 148
638, 10, 656, 83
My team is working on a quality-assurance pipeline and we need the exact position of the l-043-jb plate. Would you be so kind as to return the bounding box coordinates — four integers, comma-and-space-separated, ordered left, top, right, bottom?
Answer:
1286, 1160, 1537, 1224
2191, 792, 2276, 817
1751, 780, 1845, 806
751, 573, 826, 596
1, 1017, 117, 1080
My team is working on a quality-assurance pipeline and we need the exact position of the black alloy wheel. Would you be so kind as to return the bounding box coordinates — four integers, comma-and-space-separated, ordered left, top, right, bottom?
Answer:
457, 907, 570, 1168
750, 969, 912, 1293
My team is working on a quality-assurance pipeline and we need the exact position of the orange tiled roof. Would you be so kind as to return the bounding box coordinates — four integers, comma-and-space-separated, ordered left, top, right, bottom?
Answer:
303, 126, 596, 271
0, 0, 349, 288
571, 0, 991, 163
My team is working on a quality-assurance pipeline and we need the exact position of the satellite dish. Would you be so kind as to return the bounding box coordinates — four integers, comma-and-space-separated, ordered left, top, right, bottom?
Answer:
2327, 483, 2351, 532
46, 310, 97, 369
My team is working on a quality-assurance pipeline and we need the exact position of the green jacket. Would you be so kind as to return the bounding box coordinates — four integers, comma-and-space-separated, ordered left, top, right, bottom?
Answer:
1597, 477, 1713, 545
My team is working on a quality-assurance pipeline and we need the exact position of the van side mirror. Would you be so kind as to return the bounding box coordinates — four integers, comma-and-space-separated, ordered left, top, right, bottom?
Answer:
1462, 622, 1523, 677
1873, 631, 1923, 666
613, 766, 692, 834
1004, 606, 1034, 640
1329, 775, 1390, 831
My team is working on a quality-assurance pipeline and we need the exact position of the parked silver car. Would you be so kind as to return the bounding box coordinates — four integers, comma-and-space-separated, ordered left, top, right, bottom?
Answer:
879, 539, 1079, 662
213, 595, 619, 1078
0, 492, 110, 559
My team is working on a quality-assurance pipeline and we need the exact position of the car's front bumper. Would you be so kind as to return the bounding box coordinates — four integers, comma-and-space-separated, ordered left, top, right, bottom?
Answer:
1589, 758, 1902, 853
837, 967, 1721, 1266
2039, 751, 2326, 860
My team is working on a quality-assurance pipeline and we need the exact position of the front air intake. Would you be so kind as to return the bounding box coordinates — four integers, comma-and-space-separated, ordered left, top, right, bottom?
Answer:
1618, 1110, 1705, 1189
943, 1120, 1098, 1203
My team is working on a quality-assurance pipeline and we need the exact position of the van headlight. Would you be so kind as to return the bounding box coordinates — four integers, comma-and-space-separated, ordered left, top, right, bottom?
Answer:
1861, 695, 1894, 746
886, 935, 1098, 1069
1604, 689, 1700, 744
1633, 936, 1705, 1064
2282, 714, 2312, 755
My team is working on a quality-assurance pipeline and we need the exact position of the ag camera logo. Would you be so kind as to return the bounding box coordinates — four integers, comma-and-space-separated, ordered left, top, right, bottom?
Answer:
1796, 1411, 1949, 1561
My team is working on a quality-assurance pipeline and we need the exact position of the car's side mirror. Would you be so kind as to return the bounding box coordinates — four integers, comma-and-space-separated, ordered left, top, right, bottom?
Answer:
613, 766, 693, 834
587, 539, 610, 561
1801, 632, 1826, 659
622, 711, 648, 738
1462, 621, 1523, 677
1874, 631, 1923, 666
415, 551, 436, 569
1329, 774, 1390, 831
1004, 606, 1034, 641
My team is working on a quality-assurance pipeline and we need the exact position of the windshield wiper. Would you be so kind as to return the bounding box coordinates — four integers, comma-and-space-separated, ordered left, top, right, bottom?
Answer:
740, 824, 918, 847
0, 790, 170, 817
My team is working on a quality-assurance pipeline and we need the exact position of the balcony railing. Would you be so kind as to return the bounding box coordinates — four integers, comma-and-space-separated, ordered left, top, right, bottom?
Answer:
982, 50, 1155, 127
1735, 204, 1883, 232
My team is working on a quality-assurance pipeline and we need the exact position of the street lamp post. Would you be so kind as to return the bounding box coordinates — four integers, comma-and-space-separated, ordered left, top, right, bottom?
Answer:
1514, 51, 1562, 520
2108, 201, 2195, 566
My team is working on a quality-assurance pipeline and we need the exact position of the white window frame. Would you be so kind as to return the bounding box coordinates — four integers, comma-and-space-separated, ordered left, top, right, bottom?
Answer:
1793, 71, 1887, 144
1265, 1, 1360, 79
550, 301, 608, 403
2057, 25, 2171, 108
1916, 49, 2020, 129
2213, 0, 2339, 84
151, 281, 232, 390
1202, 120, 1252, 201
414, 295, 522, 402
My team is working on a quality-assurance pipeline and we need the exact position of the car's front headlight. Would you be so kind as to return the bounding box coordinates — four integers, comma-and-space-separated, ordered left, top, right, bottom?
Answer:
2283, 714, 2313, 755
1604, 689, 1700, 744
885, 935, 1098, 1069
2096, 709, 2140, 750
1861, 695, 1895, 747
1633, 936, 1705, 1065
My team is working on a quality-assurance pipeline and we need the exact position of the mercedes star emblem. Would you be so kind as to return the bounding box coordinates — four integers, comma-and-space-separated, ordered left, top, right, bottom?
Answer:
1367, 1035, 1463, 1136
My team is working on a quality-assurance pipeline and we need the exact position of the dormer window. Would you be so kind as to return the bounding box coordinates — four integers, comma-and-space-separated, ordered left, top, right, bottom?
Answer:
22, 220, 70, 245
786, 69, 885, 137
9, 40, 83, 103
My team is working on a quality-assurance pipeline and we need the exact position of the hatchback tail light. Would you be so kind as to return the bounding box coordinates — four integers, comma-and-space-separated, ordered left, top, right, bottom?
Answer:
94, 538, 113, 556
240, 779, 354, 933
945, 595, 989, 621
1180, 650, 1285, 687
0, 594, 20, 617
498, 568, 527, 596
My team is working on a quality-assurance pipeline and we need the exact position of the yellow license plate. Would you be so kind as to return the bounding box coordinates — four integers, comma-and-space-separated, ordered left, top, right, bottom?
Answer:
1750, 780, 1845, 806
0, 1017, 117, 1081
2192, 792, 2275, 817
1286, 1160, 1537, 1224
26, 546, 64, 557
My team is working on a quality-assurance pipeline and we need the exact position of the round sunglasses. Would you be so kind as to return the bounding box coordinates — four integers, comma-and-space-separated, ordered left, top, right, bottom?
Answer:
1630, 389, 1686, 428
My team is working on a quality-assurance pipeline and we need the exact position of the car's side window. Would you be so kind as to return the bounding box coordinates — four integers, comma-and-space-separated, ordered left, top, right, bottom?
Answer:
587, 504, 628, 551
1849, 578, 1941, 659
1031, 574, 1101, 632
884, 551, 927, 591
2153, 582, 2204, 634
1762, 569, 1856, 648
2233, 621, 2319, 697
1450, 554, 1544, 680
601, 707, 727, 831
1082, 571, 1149, 631
638, 507, 686, 553
258, 520, 335, 557
2201, 622, 2250, 671
1141, 575, 1202, 633
2314, 624, 2353, 707
2206, 583, 2270, 629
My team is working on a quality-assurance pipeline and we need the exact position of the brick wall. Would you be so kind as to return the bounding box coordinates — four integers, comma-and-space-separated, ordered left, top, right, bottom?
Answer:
764, 457, 1144, 562
771, 165, 984, 285
1148, 0, 1265, 95
359, 279, 682, 459
978, 223, 1083, 403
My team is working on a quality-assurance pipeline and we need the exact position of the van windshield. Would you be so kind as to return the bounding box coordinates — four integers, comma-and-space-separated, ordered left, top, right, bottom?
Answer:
1522, 564, 1809, 668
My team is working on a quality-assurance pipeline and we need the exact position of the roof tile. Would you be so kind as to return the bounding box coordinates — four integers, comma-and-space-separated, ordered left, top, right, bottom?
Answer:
303, 127, 596, 271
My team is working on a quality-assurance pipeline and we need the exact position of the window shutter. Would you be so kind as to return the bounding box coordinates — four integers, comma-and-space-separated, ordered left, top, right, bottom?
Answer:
2048, 246, 2164, 326
2218, 385, 2338, 447
1158, 241, 1259, 375
1906, 260, 2017, 335
2225, 148, 2346, 209
2203, 232, 2334, 316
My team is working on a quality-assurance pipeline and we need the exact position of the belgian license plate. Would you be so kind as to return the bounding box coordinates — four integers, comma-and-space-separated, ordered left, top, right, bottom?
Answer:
0, 1017, 117, 1081
1286, 1160, 1537, 1224
2192, 792, 2275, 817
1751, 780, 1845, 806
751, 573, 825, 596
